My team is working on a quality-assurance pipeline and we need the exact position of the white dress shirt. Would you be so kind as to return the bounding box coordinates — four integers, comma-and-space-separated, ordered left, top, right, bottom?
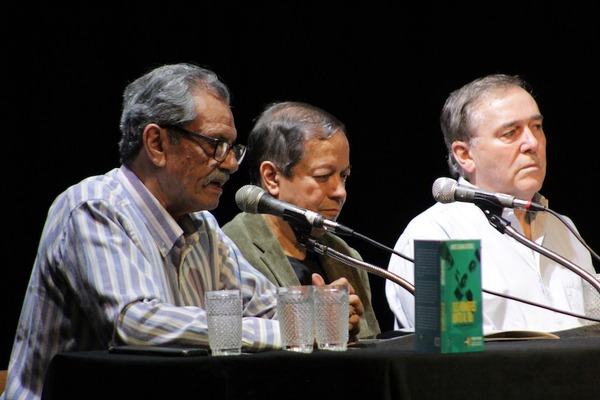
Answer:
386, 180, 595, 334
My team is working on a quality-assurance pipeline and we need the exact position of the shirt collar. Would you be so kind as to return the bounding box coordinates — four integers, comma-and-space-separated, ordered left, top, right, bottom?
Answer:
457, 176, 549, 231
118, 165, 185, 258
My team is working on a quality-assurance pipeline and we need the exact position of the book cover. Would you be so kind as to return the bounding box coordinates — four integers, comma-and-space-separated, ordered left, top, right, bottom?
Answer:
414, 239, 484, 353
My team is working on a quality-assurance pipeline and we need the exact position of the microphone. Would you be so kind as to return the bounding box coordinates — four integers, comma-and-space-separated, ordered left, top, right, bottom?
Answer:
432, 177, 546, 212
432, 177, 600, 323
235, 184, 415, 293
235, 185, 354, 235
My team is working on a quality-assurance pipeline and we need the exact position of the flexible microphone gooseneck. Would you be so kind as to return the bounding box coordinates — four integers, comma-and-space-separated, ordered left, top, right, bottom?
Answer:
484, 210, 600, 302
299, 235, 415, 294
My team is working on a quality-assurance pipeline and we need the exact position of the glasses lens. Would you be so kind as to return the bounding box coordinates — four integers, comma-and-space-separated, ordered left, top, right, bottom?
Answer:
233, 145, 246, 163
213, 142, 229, 161
211, 141, 246, 163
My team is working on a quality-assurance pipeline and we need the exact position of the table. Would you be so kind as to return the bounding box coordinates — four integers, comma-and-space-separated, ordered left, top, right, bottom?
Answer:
42, 325, 600, 400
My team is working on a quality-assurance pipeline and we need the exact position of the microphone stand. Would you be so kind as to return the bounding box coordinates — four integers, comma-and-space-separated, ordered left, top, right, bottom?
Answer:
299, 235, 415, 295
479, 206, 600, 294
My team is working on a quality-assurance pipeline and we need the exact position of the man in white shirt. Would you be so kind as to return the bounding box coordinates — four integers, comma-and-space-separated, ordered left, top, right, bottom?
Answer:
386, 74, 596, 334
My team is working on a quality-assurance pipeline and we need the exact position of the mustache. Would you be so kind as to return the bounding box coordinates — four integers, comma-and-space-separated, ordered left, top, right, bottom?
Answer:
203, 169, 230, 186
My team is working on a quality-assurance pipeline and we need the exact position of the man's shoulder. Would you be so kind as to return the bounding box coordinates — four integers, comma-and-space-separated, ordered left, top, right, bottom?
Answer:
410, 201, 477, 221
55, 169, 122, 206
222, 212, 266, 238
403, 202, 484, 235
222, 212, 247, 231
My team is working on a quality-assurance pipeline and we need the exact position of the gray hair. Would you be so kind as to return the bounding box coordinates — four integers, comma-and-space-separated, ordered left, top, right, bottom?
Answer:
246, 101, 346, 186
118, 63, 231, 164
440, 74, 533, 178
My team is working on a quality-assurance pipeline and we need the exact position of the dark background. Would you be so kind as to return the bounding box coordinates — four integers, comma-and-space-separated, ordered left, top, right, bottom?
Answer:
3, 2, 599, 368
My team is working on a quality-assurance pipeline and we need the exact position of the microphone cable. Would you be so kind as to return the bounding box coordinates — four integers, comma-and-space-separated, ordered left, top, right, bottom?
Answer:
311, 201, 600, 323
543, 207, 600, 263
300, 223, 600, 322
349, 230, 413, 263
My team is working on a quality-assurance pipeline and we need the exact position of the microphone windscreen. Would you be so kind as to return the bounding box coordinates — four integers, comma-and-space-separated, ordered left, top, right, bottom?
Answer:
235, 185, 265, 213
432, 177, 457, 203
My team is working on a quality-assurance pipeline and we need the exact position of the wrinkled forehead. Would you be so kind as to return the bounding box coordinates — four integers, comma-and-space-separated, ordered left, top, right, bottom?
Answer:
468, 86, 538, 132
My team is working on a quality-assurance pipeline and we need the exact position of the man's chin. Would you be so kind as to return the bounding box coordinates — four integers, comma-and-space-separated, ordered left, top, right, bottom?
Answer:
321, 213, 340, 222
199, 198, 220, 212
515, 182, 544, 199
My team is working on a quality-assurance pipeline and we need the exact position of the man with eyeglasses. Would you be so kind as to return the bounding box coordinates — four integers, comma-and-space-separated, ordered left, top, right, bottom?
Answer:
3, 63, 282, 400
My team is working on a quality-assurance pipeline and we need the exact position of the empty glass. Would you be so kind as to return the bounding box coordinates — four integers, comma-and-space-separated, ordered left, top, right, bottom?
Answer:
277, 286, 315, 353
314, 284, 349, 351
205, 290, 243, 356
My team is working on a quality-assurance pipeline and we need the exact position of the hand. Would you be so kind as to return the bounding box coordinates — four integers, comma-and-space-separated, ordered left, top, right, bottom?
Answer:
311, 273, 363, 342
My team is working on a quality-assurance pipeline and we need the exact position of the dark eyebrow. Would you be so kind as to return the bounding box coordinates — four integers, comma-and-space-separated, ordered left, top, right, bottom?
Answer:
500, 114, 544, 130
530, 114, 544, 122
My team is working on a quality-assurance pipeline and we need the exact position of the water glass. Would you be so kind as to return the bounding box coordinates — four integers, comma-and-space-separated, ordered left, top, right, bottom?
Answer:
205, 289, 243, 356
277, 285, 315, 353
314, 284, 349, 351
583, 274, 600, 325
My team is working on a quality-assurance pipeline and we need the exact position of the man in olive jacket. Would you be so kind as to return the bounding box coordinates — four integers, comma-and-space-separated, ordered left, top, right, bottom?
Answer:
223, 101, 380, 339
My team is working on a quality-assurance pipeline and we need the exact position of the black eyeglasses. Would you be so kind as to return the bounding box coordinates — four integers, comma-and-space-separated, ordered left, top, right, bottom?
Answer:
163, 125, 246, 163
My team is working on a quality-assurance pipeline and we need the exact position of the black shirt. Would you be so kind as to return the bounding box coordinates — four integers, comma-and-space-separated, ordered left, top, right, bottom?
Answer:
287, 251, 328, 285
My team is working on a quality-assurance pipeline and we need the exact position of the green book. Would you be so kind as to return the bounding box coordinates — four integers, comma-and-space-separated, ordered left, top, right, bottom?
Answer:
414, 239, 484, 353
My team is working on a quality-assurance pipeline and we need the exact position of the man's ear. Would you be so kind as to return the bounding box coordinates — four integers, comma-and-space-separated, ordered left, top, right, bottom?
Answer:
260, 161, 280, 196
143, 124, 168, 167
451, 140, 475, 174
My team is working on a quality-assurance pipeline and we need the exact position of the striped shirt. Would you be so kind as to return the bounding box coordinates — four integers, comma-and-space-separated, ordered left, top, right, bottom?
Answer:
3, 165, 281, 400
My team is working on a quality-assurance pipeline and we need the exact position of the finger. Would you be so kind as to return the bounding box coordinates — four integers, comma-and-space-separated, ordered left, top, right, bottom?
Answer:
349, 294, 364, 316
311, 273, 326, 286
348, 314, 361, 337
329, 277, 355, 294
